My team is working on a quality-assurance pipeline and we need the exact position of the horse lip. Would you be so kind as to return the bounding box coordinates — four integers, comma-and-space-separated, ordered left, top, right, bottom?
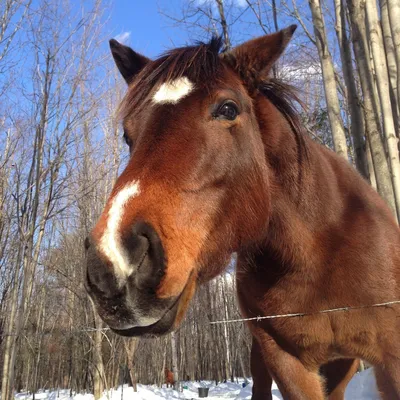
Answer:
110, 270, 195, 337
110, 294, 181, 337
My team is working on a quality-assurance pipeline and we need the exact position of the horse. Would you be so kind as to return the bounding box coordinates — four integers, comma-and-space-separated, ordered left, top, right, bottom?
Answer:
85, 25, 400, 399
164, 368, 174, 388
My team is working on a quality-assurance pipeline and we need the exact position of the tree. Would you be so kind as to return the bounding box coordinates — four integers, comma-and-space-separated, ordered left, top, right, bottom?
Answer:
380, 0, 399, 129
334, 0, 368, 178
307, 0, 349, 159
347, 0, 397, 216
0, 1, 107, 398
365, 0, 400, 217
386, 0, 400, 108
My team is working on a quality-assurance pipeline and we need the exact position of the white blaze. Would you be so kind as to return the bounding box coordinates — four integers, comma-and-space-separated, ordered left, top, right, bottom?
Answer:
100, 182, 140, 278
153, 77, 194, 104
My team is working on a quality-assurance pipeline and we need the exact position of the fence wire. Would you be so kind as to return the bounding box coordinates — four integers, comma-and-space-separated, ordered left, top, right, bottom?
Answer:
210, 299, 400, 324
1, 299, 400, 337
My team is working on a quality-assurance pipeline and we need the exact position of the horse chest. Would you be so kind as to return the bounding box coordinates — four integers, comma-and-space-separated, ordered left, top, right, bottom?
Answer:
237, 270, 334, 364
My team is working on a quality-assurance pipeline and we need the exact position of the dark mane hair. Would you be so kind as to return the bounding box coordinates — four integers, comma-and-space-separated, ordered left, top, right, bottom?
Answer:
260, 79, 308, 160
121, 37, 307, 157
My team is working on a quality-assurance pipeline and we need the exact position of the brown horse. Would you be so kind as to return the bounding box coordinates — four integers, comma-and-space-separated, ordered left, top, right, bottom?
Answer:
85, 26, 400, 399
164, 368, 175, 388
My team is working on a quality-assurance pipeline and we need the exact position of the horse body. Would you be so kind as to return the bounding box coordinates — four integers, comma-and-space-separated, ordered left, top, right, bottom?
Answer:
85, 26, 400, 399
236, 103, 400, 396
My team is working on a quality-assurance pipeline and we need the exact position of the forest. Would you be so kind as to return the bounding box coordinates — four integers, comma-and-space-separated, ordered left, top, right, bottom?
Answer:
1, 0, 400, 398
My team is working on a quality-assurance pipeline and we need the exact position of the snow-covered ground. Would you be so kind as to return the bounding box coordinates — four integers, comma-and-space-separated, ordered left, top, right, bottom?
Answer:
14, 368, 380, 400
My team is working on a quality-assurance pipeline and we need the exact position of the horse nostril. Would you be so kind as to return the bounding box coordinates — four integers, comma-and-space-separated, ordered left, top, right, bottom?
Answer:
86, 245, 120, 298
124, 229, 150, 268
129, 222, 165, 290
85, 222, 165, 299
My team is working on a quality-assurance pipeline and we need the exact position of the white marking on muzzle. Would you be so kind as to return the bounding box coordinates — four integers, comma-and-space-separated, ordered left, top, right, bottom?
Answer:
153, 77, 194, 104
100, 182, 140, 278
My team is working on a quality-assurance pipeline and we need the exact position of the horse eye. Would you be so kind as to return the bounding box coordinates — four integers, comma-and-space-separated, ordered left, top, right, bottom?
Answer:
215, 101, 239, 121
123, 132, 132, 147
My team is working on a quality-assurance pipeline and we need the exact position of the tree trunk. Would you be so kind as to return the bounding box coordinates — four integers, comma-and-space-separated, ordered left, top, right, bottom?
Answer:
366, 139, 378, 190
380, 0, 399, 130
170, 332, 179, 390
272, 0, 279, 78
1, 250, 22, 400
221, 277, 231, 381
347, 0, 397, 215
308, 0, 349, 159
366, 0, 400, 218
387, 0, 400, 108
215, 0, 231, 50
334, 0, 368, 178
32, 288, 46, 398
123, 338, 138, 392
93, 313, 105, 400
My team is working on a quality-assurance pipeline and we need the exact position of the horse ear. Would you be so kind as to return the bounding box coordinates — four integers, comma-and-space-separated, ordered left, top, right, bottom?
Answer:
109, 39, 151, 84
224, 25, 297, 83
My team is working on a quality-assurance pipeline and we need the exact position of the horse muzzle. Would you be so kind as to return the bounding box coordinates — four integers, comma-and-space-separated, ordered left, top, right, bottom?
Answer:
85, 221, 179, 335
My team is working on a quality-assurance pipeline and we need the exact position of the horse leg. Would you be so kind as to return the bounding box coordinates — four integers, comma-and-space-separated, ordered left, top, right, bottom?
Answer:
251, 338, 273, 400
320, 358, 359, 400
375, 353, 400, 399
255, 333, 325, 400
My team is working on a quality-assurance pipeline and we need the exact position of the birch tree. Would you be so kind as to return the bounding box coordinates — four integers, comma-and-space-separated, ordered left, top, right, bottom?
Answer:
380, 0, 399, 126
347, 0, 397, 215
387, 0, 400, 107
334, 0, 368, 178
365, 0, 400, 217
307, 0, 348, 159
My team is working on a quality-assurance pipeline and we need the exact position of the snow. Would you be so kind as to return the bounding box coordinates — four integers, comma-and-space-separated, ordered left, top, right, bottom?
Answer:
14, 369, 380, 400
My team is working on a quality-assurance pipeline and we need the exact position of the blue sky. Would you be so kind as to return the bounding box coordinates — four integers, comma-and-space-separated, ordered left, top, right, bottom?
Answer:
107, 0, 310, 58
110, 0, 191, 58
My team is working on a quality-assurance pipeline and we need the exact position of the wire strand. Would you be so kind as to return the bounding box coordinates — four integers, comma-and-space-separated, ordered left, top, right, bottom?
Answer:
209, 300, 400, 325
2, 300, 399, 336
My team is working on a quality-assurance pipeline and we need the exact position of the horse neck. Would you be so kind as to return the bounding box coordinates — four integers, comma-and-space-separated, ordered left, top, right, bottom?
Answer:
256, 95, 321, 269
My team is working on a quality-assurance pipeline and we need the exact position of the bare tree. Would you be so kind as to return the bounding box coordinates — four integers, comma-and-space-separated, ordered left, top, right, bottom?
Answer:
1, 1, 107, 398
380, 0, 399, 127
307, 0, 349, 159
386, 0, 400, 108
123, 339, 138, 392
0, 0, 32, 66
365, 0, 400, 217
334, 0, 368, 177
170, 332, 180, 390
215, 0, 231, 50
347, 0, 397, 215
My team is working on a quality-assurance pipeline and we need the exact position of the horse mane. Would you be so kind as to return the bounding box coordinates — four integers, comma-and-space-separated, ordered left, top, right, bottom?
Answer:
260, 79, 308, 160
121, 37, 307, 158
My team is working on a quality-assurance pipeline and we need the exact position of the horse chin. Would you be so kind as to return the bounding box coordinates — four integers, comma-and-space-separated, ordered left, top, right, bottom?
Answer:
111, 271, 197, 338
110, 301, 179, 337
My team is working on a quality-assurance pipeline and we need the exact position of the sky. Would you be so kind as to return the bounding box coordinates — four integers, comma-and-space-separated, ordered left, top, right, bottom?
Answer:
109, 0, 192, 58
107, 0, 288, 58
106, 0, 315, 63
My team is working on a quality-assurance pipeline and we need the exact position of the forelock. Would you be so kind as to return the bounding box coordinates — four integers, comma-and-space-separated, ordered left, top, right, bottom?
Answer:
120, 37, 224, 117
